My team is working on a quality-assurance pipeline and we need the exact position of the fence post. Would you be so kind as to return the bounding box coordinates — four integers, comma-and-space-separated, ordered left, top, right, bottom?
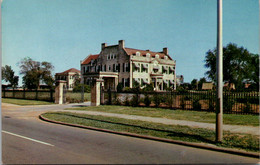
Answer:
50, 88, 53, 102
23, 88, 26, 99
36, 89, 38, 100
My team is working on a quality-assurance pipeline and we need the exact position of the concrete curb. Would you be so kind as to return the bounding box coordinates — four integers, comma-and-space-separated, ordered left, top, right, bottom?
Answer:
39, 114, 259, 159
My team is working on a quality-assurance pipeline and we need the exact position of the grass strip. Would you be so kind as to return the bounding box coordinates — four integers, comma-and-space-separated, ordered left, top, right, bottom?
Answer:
42, 112, 259, 152
2, 98, 53, 105
66, 105, 259, 126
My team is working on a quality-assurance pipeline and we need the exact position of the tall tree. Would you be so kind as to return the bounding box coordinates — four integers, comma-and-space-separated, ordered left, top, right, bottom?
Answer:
190, 79, 198, 90
19, 57, 54, 89
198, 77, 206, 90
204, 43, 259, 90
2, 65, 19, 89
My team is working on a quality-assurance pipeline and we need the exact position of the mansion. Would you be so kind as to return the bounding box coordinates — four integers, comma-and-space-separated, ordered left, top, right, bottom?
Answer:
55, 68, 80, 91
81, 40, 176, 91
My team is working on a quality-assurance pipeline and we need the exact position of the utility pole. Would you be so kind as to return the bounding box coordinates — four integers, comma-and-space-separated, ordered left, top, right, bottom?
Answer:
216, 0, 223, 142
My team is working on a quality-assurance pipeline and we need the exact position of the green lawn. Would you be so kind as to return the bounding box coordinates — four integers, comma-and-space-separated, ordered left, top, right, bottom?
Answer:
42, 112, 259, 152
2, 98, 54, 105
66, 105, 259, 126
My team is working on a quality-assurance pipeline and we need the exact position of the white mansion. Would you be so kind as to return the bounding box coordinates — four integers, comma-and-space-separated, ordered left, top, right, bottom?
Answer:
81, 40, 176, 91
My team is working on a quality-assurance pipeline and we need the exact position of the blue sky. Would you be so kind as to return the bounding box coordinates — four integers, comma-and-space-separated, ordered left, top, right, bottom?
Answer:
2, 0, 259, 85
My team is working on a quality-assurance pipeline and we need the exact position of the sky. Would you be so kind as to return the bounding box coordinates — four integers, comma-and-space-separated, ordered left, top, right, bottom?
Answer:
2, 0, 259, 85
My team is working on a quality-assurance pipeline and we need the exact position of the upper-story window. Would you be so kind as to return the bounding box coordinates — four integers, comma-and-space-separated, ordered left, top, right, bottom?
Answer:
133, 63, 140, 72
162, 66, 168, 74
125, 63, 130, 72
146, 53, 150, 58
136, 52, 141, 56
155, 54, 160, 58
169, 66, 175, 74
141, 64, 148, 73
164, 56, 168, 60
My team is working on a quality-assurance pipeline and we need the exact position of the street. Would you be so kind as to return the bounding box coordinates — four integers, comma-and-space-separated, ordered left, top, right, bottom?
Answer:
2, 103, 259, 164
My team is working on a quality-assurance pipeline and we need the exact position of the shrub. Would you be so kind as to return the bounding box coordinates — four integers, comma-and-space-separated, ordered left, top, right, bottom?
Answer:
180, 96, 185, 109
192, 98, 201, 110
113, 98, 122, 105
123, 96, 130, 106
152, 93, 162, 107
223, 95, 235, 113
116, 83, 124, 92
123, 87, 132, 92
144, 94, 151, 107
242, 100, 252, 113
142, 83, 154, 92
73, 84, 91, 93
130, 94, 139, 107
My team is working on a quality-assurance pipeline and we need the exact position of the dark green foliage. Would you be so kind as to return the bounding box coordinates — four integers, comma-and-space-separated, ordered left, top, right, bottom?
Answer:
144, 94, 151, 107
191, 79, 198, 90
123, 96, 130, 106
192, 98, 201, 110
2, 65, 19, 89
142, 83, 154, 92
223, 95, 235, 113
130, 94, 139, 107
236, 97, 259, 105
19, 57, 54, 89
180, 97, 185, 109
73, 84, 91, 92
176, 86, 187, 94
242, 101, 251, 113
152, 93, 162, 107
113, 98, 122, 105
117, 83, 124, 92
204, 43, 259, 90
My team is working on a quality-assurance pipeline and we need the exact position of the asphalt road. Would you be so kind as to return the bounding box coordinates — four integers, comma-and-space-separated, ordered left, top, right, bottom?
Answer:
2, 103, 259, 164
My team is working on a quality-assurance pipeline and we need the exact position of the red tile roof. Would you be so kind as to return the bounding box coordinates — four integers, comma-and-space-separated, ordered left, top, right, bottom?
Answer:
58, 68, 80, 74
81, 54, 99, 65
124, 48, 172, 60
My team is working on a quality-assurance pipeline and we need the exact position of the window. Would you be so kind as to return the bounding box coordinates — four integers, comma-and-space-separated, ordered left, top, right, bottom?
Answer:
108, 65, 111, 71
113, 64, 115, 72
117, 64, 120, 72
123, 63, 125, 72
133, 63, 140, 72
125, 63, 130, 72
141, 64, 148, 73
136, 52, 141, 56
122, 78, 125, 87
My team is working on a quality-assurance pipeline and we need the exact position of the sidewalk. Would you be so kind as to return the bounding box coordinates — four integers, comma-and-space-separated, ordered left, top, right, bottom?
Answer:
56, 110, 259, 135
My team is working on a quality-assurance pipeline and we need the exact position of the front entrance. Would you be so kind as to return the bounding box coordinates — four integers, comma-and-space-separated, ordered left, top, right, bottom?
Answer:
103, 77, 116, 90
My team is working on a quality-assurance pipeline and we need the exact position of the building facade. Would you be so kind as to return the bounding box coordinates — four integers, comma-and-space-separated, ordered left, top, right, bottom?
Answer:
55, 68, 81, 91
81, 40, 176, 91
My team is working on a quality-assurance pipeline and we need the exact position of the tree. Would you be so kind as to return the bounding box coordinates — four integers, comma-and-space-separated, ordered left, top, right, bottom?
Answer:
19, 57, 54, 89
2, 65, 19, 89
204, 43, 259, 90
198, 77, 206, 90
190, 79, 198, 90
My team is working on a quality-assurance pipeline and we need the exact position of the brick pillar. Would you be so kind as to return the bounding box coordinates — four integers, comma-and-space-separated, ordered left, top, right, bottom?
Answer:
91, 78, 104, 106
55, 80, 67, 104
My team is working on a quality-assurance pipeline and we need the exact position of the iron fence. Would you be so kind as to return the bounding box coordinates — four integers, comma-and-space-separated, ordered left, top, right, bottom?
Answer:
103, 90, 259, 115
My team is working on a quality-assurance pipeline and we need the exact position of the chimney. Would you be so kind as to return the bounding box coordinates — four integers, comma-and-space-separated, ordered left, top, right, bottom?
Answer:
102, 43, 107, 50
163, 47, 168, 55
118, 40, 125, 48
